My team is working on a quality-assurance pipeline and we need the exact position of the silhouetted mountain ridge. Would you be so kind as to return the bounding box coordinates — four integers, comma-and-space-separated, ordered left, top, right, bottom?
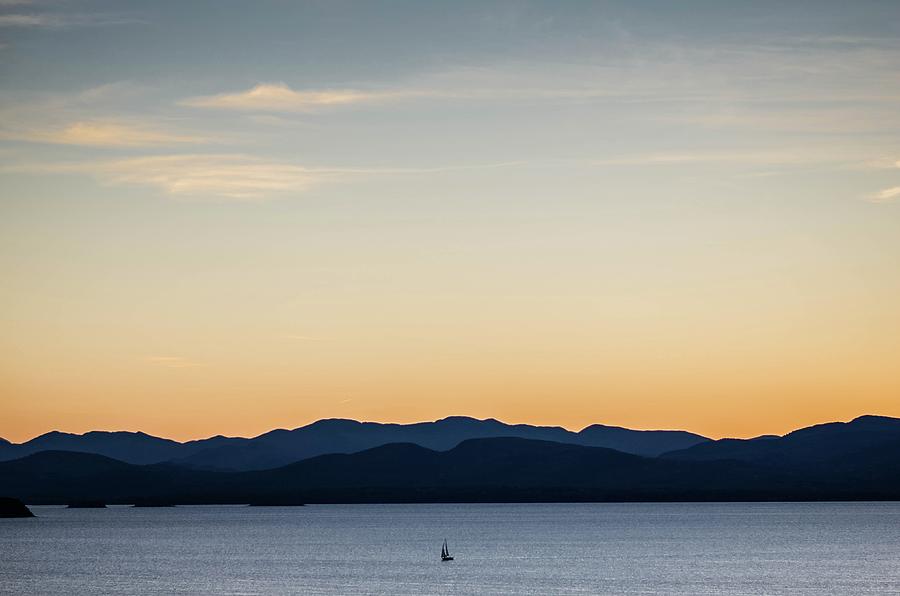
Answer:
3, 430, 897, 504
661, 415, 900, 481
0, 416, 709, 471
0, 429, 242, 466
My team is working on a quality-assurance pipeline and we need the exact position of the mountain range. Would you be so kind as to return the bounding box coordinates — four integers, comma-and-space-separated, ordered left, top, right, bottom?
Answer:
1, 415, 898, 504
0, 416, 709, 471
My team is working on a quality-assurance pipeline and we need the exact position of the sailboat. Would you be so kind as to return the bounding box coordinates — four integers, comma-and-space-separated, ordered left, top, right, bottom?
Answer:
441, 538, 454, 561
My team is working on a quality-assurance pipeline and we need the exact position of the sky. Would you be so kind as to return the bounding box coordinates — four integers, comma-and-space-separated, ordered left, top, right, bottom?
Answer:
1, 0, 899, 443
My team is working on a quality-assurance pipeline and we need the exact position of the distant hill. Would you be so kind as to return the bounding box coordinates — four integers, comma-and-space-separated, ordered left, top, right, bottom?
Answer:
2, 432, 898, 504
0, 430, 241, 466
663, 416, 900, 464
662, 415, 900, 494
242, 438, 801, 501
174, 417, 709, 471
0, 417, 709, 470
0, 451, 228, 504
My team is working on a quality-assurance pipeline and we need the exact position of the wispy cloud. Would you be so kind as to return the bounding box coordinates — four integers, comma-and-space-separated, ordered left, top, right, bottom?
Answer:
588, 147, 879, 169
179, 79, 677, 114
91, 156, 522, 200
86, 154, 319, 200
177, 37, 900, 126
2, 154, 528, 201
866, 186, 900, 204
590, 152, 791, 167
1, 120, 207, 147
0, 12, 140, 28
0, 82, 210, 148
181, 83, 423, 112
3, 154, 311, 201
3, 146, 882, 202
0, 14, 46, 26
858, 158, 900, 170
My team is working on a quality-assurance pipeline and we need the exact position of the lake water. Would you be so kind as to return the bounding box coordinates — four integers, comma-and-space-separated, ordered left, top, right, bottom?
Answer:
2, 503, 899, 595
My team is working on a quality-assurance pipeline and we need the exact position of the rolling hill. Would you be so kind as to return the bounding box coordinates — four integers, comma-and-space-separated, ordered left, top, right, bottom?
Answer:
660, 415, 900, 490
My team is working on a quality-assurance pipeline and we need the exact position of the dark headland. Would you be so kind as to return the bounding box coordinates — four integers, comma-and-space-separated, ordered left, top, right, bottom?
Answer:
0, 496, 35, 518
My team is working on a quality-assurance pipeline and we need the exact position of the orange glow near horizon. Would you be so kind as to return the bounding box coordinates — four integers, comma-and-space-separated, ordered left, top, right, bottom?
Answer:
3, 220, 900, 444
3, 289, 899, 443
3, 209, 899, 444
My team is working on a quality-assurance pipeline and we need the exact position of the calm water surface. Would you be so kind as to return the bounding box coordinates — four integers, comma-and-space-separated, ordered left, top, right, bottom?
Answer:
2, 503, 899, 595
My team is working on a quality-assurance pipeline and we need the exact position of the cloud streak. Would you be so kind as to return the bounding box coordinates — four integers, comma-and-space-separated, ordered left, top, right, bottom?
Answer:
0, 12, 139, 28
1, 120, 207, 147
3, 154, 315, 200
181, 83, 423, 112
867, 186, 900, 204
4, 146, 886, 202
91, 154, 319, 200
2, 154, 531, 201
588, 148, 866, 168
